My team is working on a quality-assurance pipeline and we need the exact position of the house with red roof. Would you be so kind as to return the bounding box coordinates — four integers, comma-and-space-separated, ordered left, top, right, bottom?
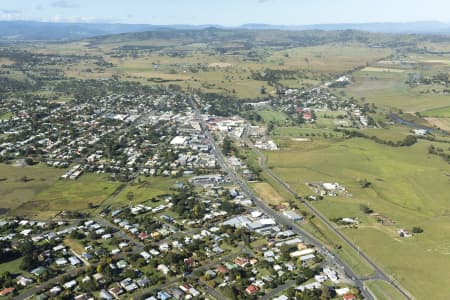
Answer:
245, 285, 259, 295
216, 265, 229, 274
343, 294, 357, 300
0, 287, 15, 297
233, 257, 249, 268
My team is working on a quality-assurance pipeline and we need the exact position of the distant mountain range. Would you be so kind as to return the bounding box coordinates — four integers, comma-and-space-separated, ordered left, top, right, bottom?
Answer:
1, 20, 450, 41
240, 21, 450, 34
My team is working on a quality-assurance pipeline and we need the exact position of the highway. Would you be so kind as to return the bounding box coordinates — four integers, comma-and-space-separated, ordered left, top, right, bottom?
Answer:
188, 98, 378, 300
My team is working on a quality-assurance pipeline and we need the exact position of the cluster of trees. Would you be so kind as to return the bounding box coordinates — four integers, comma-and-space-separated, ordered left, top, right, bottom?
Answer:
18, 239, 41, 271
203, 93, 243, 117
341, 129, 417, 147
0, 241, 20, 264
222, 136, 238, 156
0, 77, 36, 93
428, 144, 450, 162
171, 187, 206, 220
55, 79, 159, 101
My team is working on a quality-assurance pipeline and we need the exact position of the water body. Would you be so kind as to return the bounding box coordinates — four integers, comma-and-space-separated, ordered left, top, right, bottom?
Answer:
389, 114, 449, 136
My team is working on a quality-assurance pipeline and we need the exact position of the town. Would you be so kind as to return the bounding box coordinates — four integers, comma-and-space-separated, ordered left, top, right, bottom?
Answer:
0, 87, 368, 300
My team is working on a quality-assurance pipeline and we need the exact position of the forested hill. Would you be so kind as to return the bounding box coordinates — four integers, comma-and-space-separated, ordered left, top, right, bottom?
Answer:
1, 20, 450, 41
87, 28, 450, 50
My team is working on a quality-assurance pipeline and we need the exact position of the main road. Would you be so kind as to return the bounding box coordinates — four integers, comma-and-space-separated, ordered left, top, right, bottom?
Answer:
188, 98, 380, 300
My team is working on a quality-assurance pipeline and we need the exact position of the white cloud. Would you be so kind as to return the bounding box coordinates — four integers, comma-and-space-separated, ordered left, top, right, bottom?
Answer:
0, 9, 22, 21
51, 1, 80, 9
42, 15, 120, 23
0, 9, 21, 14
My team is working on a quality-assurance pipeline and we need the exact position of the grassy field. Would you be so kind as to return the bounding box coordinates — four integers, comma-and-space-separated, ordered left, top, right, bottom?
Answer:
0, 257, 23, 275
301, 217, 375, 277
344, 70, 450, 112
268, 44, 391, 73
0, 112, 13, 120
362, 67, 406, 73
15, 173, 121, 219
272, 126, 344, 142
258, 110, 291, 124
251, 182, 286, 206
28, 40, 392, 99
265, 137, 450, 299
0, 164, 64, 216
421, 106, 450, 117
360, 126, 413, 143
423, 117, 450, 131
64, 238, 86, 255
108, 176, 180, 208
366, 280, 407, 300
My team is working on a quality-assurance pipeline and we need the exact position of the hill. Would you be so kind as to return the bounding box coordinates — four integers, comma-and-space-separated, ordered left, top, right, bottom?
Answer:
1, 20, 450, 41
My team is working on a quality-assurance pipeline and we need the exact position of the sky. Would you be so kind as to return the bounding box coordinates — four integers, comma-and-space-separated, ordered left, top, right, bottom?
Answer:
1, 0, 450, 25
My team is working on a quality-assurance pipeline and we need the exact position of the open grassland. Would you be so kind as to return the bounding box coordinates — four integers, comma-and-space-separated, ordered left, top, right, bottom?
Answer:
302, 217, 375, 277
362, 67, 406, 73
14, 173, 121, 219
268, 44, 391, 73
0, 112, 13, 120
366, 280, 407, 300
108, 176, 180, 208
272, 126, 344, 142
251, 182, 286, 206
0, 164, 64, 215
0, 257, 23, 275
421, 106, 450, 117
258, 110, 291, 124
345, 70, 450, 112
64, 238, 86, 255
360, 126, 413, 142
266, 137, 450, 299
30, 41, 392, 99
0, 57, 15, 66
424, 117, 450, 131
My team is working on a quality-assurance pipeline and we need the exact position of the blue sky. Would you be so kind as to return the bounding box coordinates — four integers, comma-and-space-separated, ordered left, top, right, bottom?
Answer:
1, 0, 449, 25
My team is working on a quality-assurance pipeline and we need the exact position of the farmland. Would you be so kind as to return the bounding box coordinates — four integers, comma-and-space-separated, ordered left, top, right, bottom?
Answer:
265, 136, 450, 299
422, 105, 450, 117
343, 70, 450, 112
1, 26, 450, 299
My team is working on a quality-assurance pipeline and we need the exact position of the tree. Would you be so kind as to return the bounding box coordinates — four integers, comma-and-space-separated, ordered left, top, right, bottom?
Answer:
412, 226, 424, 233
127, 191, 134, 202
25, 158, 36, 165
401, 135, 417, 146
359, 179, 371, 188
260, 86, 267, 94
222, 137, 233, 156
267, 121, 275, 133
360, 204, 373, 214
321, 285, 331, 300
